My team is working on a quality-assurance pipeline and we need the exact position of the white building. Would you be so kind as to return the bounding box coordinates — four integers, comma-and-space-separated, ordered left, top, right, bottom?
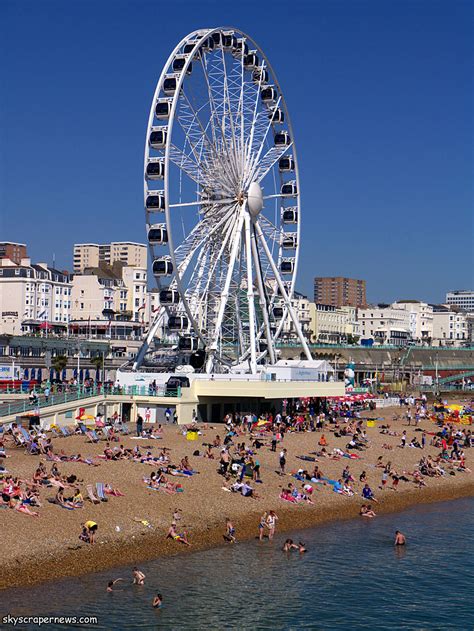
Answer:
446, 290, 474, 313
392, 300, 433, 343
357, 305, 411, 345
0, 258, 71, 335
279, 293, 311, 341
432, 305, 469, 346
122, 267, 148, 322
70, 267, 127, 322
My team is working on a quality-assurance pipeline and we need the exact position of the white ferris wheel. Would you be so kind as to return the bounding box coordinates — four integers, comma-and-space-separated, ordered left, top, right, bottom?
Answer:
134, 27, 312, 374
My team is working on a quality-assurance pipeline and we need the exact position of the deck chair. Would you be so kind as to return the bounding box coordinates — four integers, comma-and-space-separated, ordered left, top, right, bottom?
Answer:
119, 423, 130, 435
77, 422, 88, 434
95, 482, 108, 502
50, 427, 60, 438
59, 426, 72, 437
20, 427, 32, 443
101, 426, 110, 440
86, 430, 99, 443
86, 484, 100, 504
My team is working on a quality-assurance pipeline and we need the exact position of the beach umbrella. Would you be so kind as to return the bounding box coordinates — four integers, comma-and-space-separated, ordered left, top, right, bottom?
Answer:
61, 368, 67, 381
30, 368, 36, 380
95, 368, 100, 382
37, 368, 42, 383
85, 369, 90, 380
49, 368, 54, 382
79, 368, 84, 382
73, 367, 78, 379
55, 370, 60, 381
24, 368, 29, 379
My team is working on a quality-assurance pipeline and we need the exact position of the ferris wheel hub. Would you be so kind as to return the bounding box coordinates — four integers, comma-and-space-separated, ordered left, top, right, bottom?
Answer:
247, 181, 264, 217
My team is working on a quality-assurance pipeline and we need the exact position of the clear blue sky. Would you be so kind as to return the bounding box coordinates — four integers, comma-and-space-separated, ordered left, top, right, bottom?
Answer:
1, 0, 472, 304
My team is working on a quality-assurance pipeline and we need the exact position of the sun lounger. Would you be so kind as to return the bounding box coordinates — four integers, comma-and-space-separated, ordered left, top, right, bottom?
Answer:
86, 484, 100, 504
95, 482, 108, 502
20, 427, 32, 443
86, 430, 99, 443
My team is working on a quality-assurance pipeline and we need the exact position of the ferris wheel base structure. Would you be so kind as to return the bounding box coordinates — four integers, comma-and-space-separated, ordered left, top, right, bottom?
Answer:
138, 27, 313, 375
117, 361, 344, 424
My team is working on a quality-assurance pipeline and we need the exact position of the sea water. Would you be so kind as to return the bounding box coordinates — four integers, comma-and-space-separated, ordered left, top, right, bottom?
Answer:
1, 498, 473, 630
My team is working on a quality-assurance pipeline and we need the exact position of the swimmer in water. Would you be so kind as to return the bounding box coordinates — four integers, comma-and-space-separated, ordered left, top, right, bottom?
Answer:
132, 567, 146, 585
106, 578, 123, 592
394, 530, 406, 546
152, 593, 163, 608
298, 542, 307, 553
282, 538, 298, 552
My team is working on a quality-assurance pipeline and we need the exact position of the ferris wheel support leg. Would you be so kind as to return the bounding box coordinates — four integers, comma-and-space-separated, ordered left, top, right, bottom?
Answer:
250, 222, 277, 365
133, 310, 164, 371
244, 212, 258, 374
205, 208, 246, 373
254, 220, 312, 362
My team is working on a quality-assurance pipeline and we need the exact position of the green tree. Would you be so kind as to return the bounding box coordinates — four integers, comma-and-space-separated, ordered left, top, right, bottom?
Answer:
52, 354, 68, 375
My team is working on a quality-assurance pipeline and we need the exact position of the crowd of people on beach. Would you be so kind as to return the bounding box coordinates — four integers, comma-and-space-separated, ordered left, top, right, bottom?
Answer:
0, 390, 471, 607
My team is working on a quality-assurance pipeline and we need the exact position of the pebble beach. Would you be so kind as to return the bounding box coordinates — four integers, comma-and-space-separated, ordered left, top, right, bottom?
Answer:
1, 403, 472, 590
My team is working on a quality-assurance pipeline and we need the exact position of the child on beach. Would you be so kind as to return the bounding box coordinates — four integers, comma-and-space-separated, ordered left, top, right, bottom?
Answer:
223, 518, 236, 543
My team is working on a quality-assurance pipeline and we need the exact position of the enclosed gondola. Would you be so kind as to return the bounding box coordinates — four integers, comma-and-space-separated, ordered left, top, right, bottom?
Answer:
155, 100, 171, 120
152, 257, 173, 276
146, 159, 165, 180
148, 224, 168, 244
273, 306, 284, 318
269, 108, 284, 124
149, 127, 167, 149
275, 131, 291, 146
282, 208, 298, 223
281, 181, 297, 196
282, 233, 297, 249
159, 289, 180, 304
178, 336, 199, 352
278, 156, 295, 172
172, 56, 192, 74
146, 193, 165, 212
163, 76, 178, 95
168, 315, 189, 331
244, 51, 259, 70
280, 259, 295, 274
261, 86, 277, 103
253, 67, 269, 84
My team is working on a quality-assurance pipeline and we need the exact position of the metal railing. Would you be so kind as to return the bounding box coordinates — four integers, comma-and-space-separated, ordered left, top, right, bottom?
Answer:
0, 384, 181, 418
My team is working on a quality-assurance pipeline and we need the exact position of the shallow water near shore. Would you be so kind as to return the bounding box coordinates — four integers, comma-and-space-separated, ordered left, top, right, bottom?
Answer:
2, 497, 473, 630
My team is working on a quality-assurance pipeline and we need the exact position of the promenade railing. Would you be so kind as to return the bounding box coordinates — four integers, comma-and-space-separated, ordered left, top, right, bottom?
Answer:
0, 384, 181, 418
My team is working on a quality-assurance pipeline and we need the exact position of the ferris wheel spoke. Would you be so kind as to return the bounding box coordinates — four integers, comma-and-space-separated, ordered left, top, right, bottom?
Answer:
253, 143, 293, 183
205, 207, 246, 371
254, 220, 311, 360
192, 211, 239, 318
174, 204, 237, 272
199, 54, 240, 182
167, 143, 210, 187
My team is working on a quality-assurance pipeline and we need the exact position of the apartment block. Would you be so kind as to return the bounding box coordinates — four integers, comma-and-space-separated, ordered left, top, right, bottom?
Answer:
73, 242, 147, 273
314, 277, 366, 308
0, 242, 28, 265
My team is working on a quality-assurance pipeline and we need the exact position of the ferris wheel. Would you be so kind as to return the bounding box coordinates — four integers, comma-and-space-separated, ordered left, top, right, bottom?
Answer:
134, 27, 312, 374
